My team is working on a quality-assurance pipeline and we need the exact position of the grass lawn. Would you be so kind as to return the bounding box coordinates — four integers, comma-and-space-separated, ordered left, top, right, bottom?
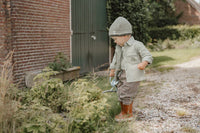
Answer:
149, 48, 200, 71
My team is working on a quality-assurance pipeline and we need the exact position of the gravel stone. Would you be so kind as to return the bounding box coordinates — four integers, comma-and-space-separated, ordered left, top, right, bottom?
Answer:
130, 57, 200, 132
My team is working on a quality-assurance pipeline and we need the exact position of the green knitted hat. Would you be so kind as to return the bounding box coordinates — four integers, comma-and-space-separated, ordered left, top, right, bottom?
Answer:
109, 17, 132, 36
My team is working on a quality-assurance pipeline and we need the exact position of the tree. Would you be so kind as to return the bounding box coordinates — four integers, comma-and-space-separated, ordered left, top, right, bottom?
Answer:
147, 0, 180, 27
107, 0, 150, 44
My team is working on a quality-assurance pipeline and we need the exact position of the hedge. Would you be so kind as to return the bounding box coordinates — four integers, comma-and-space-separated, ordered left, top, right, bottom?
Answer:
149, 25, 200, 41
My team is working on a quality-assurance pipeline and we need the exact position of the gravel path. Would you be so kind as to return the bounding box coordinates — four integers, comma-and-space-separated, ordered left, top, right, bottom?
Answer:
129, 57, 200, 133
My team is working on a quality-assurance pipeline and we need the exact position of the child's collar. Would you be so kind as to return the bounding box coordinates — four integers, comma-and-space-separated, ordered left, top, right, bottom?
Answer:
125, 36, 134, 46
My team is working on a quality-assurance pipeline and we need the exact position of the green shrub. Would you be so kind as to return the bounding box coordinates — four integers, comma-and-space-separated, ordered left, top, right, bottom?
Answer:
147, 38, 176, 51
48, 52, 72, 72
66, 79, 110, 133
149, 25, 200, 41
28, 68, 68, 112
14, 68, 69, 132
30, 79, 67, 113
15, 103, 68, 133
147, 0, 179, 27
15, 71, 112, 133
17, 68, 68, 113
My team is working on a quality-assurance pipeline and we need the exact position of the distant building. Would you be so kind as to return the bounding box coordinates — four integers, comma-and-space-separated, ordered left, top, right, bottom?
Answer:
175, 0, 200, 25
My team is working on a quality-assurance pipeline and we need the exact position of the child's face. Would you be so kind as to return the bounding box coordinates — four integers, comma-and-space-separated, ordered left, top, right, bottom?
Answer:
111, 35, 130, 47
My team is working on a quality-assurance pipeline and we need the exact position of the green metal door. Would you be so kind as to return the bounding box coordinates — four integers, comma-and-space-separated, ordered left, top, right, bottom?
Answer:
71, 0, 108, 73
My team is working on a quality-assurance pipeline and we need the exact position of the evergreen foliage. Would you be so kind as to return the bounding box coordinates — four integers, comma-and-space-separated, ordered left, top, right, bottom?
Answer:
147, 0, 180, 27
107, 0, 181, 45
149, 25, 200, 41
48, 52, 72, 72
107, 0, 150, 44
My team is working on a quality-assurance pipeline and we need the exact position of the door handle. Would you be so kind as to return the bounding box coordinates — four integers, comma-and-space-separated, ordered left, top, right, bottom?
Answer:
91, 35, 96, 40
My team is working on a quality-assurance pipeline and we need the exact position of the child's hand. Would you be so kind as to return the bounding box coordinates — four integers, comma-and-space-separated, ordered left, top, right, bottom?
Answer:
137, 61, 148, 70
109, 69, 115, 77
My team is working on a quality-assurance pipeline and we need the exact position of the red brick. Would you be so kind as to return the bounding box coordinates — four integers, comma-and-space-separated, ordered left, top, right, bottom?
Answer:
175, 0, 200, 25
0, 0, 71, 87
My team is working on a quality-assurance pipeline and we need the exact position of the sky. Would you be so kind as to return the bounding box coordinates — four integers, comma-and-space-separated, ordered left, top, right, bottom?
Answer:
194, 0, 200, 3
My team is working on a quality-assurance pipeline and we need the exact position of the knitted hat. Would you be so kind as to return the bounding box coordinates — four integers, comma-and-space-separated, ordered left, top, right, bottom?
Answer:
109, 17, 132, 36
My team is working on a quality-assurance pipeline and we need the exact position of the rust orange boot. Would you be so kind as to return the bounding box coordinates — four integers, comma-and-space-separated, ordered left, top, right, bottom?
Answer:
115, 102, 133, 122
123, 102, 133, 121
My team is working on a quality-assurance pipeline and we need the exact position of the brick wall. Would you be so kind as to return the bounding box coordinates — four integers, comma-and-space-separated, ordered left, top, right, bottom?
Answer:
0, 0, 12, 66
11, 0, 71, 86
175, 0, 200, 25
0, 0, 5, 66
